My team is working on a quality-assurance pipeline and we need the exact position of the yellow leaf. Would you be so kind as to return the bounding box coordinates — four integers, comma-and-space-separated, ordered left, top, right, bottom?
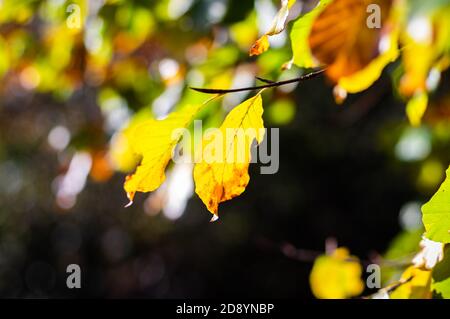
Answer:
390, 266, 432, 299
309, 247, 364, 299
308, 0, 393, 82
193, 93, 265, 216
337, 28, 399, 93
406, 91, 428, 127
399, 39, 434, 97
249, 34, 270, 56
110, 130, 141, 173
124, 102, 209, 205
109, 109, 153, 173
399, 7, 450, 96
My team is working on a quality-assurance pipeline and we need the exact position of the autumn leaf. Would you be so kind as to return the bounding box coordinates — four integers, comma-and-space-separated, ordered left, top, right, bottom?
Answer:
422, 166, 450, 244
249, 35, 270, 57
406, 91, 428, 127
308, 0, 393, 81
336, 26, 399, 93
390, 266, 432, 299
193, 93, 265, 217
249, 0, 295, 56
399, 7, 450, 97
309, 247, 364, 299
109, 109, 153, 173
290, 0, 332, 68
124, 98, 216, 205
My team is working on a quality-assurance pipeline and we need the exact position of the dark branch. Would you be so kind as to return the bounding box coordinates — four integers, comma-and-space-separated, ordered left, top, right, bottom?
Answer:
255, 76, 275, 84
190, 68, 326, 94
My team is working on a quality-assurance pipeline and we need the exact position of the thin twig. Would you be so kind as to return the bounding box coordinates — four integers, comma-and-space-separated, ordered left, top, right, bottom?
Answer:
255, 76, 275, 84
190, 69, 326, 94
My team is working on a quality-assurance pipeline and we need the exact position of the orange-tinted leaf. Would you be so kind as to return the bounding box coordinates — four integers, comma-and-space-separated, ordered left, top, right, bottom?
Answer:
308, 0, 392, 81
249, 34, 270, 56
336, 26, 399, 93
90, 150, 114, 182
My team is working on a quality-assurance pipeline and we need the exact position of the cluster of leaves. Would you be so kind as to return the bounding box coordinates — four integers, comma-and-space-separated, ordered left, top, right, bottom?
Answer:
122, 0, 450, 298
126, 0, 450, 208
1, 0, 449, 299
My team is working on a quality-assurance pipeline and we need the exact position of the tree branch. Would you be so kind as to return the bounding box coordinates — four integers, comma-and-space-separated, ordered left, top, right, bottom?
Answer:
190, 69, 326, 94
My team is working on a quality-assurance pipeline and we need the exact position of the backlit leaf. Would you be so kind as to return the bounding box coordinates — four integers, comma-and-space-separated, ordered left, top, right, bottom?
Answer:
390, 266, 432, 299
249, 34, 270, 56
308, 0, 392, 81
399, 6, 450, 97
309, 247, 364, 299
290, 0, 332, 68
193, 93, 265, 217
124, 102, 210, 205
422, 166, 450, 244
337, 27, 399, 93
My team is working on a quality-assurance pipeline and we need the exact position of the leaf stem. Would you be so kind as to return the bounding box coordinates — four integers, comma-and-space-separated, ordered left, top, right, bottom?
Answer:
190, 68, 326, 94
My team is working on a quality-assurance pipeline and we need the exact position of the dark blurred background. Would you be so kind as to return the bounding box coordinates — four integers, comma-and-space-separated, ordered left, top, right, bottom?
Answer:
0, 0, 449, 298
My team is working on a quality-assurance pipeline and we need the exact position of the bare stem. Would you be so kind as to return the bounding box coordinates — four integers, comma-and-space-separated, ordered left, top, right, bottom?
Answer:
190, 68, 326, 94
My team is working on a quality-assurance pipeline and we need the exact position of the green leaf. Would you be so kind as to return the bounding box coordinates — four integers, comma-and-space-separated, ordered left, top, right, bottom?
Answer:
290, 0, 332, 68
432, 246, 450, 298
422, 166, 450, 244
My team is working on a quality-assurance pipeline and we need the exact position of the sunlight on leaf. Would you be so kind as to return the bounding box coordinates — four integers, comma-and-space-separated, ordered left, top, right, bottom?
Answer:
399, 6, 450, 97
124, 100, 214, 205
422, 166, 450, 244
290, 0, 332, 68
308, 0, 392, 81
390, 266, 432, 299
249, 34, 270, 56
337, 28, 399, 93
309, 247, 364, 299
193, 93, 265, 216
